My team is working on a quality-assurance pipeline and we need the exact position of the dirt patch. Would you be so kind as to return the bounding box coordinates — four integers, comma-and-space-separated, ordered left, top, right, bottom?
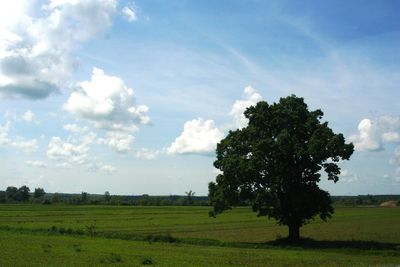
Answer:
380, 200, 398, 207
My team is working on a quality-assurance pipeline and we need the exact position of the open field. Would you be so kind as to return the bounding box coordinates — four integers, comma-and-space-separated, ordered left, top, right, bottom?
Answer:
0, 205, 399, 266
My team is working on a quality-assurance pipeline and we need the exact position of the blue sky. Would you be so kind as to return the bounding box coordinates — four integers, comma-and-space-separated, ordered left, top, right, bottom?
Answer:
0, 0, 399, 195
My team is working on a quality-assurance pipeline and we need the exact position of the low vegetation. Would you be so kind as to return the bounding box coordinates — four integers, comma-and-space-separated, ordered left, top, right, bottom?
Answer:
1, 185, 398, 207
0, 205, 399, 266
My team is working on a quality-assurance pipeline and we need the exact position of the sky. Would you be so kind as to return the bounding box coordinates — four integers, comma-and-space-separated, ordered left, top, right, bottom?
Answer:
0, 0, 399, 196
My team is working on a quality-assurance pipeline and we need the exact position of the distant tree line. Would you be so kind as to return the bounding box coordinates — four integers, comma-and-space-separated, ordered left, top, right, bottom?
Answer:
0, 186, 45, 203
0, 186, 208, 206
331, 195, 400, 206
0, 185, 398, 206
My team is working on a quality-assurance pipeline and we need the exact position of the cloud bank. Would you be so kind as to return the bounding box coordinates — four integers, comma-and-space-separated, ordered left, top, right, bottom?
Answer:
0, 0, 117, 99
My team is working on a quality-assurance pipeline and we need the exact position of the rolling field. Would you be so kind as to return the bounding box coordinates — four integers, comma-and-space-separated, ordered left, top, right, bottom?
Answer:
0, 205, 399, 266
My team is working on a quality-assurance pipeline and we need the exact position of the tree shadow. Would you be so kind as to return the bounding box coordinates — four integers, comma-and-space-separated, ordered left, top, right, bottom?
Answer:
264, 237, 400, 251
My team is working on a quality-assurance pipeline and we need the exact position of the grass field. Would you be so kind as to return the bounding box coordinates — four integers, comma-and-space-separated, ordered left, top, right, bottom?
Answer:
0, 205, 399, 266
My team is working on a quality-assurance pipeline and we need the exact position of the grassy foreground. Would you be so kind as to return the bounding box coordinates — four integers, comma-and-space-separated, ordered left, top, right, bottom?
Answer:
0, 205, 399, 266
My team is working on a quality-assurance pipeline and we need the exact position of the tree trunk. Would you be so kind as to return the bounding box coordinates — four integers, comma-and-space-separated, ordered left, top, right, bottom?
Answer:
288, 224, 300, 242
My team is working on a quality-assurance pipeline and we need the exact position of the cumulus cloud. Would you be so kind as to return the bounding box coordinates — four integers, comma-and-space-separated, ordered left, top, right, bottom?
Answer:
100, 164, 116, 174
122, 6, 137, 22
382, 132, 400, 143
212, 167, 222, 175
229, 86, 263, 129
97, 132, 134, 153
22, 110, 35, 122
47, 134, 114, 174
167, 118, 224, 155
0, 0, 117, 99
350, 116, 400, 151
47, 136, 90, 165
56, 162, 72, 169
10, 138, 38, 152
339, 169, 358, 183
64, 68, 149, 133
383, 172, 400, 183
134, 148, 160, 160
63, 123, 88, 134
26, 160, 47, 168
0, 121, 38, 152
166, 86, 263, 156
86, 162, 116, 174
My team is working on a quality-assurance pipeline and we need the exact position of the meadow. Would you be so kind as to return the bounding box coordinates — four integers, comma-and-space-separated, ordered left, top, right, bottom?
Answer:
0, 205, 399, 266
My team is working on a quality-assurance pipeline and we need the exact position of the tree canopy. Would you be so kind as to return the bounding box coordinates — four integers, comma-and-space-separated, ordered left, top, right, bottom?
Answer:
34, 188, 46, 199
208, 95, 354, 241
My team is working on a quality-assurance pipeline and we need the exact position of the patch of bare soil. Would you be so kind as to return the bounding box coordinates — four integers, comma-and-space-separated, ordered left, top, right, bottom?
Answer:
380, 200, 398, 207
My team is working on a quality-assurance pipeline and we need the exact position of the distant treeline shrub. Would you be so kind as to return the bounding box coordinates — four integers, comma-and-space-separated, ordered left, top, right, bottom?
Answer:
331, 195, 400, 206
0, 185, 398, 206
0, 186, 209, 206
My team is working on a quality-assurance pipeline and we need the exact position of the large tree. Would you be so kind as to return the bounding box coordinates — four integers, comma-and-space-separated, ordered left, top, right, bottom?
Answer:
16, 185, 30, 202
208, 95, 354, 241
34, 188, 46, 199
5, 186, 18, 201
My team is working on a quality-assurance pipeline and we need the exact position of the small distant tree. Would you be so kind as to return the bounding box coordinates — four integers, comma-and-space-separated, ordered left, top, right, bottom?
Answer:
104, 191, 111, 203
0, 191, 6, 203
185, 190, 196, 205
208, 96, 354, 242
52, 193, 61, 203
16, 185, 30, 202
6, 186, 18, 201
139, 194, 150, 206
81, 192, 88, 204
34, 188, 46, 199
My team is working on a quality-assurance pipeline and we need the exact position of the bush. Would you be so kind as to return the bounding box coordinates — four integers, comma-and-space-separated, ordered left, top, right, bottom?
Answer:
42, 198, 52, 205
99, 253, 122, 264
141, 257, 154, 265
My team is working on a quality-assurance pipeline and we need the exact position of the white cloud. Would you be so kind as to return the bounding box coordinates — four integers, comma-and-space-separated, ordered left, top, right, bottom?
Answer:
212, 167, 222, 175
86, 162, 116, 174
166, 87, 262, 156
122, 6, 137, 22
100, 164, 116, 174
97, 131, 134, 153
26, 160, 47, 168
0, 121, 38, 152
390, 147, 400, 167
382, 132, 400, 143
47, 133, 115, 174
167, 118, 224, 155
350, 116, 400, 151
64, 68, 149, 134
229, 86, 262, 129
350, 119, 381, 151
0, 0, 117, 99
22, 110, 35, 122
0, 122, 11, 145
55, 162, 72, 169
134, 148, 160, 160
10, 138, 38, 152
339, 169, 358, 183
47, 136, 90, 164
63, 123, 88, 134
383, 172, 400, 183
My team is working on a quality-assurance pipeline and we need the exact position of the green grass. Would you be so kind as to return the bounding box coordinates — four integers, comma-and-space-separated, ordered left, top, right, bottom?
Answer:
0, 205, 399, 266
1, 230, 399, 267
